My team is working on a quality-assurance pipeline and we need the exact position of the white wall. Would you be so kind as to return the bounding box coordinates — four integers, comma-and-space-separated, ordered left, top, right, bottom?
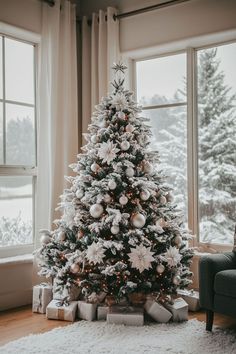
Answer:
0, 0, 42, 311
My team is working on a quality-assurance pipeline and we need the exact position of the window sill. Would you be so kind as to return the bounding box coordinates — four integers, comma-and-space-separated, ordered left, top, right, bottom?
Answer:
0, 254, 34, 267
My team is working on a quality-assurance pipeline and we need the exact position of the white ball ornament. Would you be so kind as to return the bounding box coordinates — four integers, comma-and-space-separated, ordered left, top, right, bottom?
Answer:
91, 135, 98, 143
111, 225, 120, 235
156, 264, 165, 274
140, 189, 150, 201
120, 141, 130, 151
91, 162, 100, 173
108, 180, 117, 190
160, 195, 167, 204
126, 167, 134, 177
70, 263, 80, 274
58, 231, 66, 242
104, 194, 112, 203
132, 213, 146, 228
76, 189, 84, 199
118, 111, 126, 119
143, 161, 153, 174
90, 204, 104, 218
126, 124, 135, 133
173, 275, 181, 285
119, 195, 128, 205
40, 234, 51, 244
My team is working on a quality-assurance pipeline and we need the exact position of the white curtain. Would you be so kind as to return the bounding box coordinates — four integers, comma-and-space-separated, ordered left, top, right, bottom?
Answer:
81, 7, 120, 138
36, 0, 78, 241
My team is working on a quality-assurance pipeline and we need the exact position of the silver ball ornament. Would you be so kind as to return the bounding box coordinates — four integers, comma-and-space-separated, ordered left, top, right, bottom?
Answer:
120, 141, 130, 151
174, 235, 182, 246
156, 264, 165, 274
70, 263, 80, 274
160, 195, 167, 204
90, 204, 104, 218
132, 213, 146, 228
111, 225, 120, 235
140, 189, 150, 201
143, 161, 153, 174
108, 180, 117, 190
126, 124, 135, 133
118, 111, 126, 119
104, 194, 112, 203
91, 162, 100, 173
58, 231, 66, 242
91, 135, 98, 143
40, 234, 51, 244
119, 195, 128, 205
126, 167, 134, 177
173, 275, 181, 285
76, 189, 84, 199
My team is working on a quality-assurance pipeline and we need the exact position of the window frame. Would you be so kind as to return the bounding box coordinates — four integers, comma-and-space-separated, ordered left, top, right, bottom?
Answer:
133, 38, 236, 253
0, 23, 40, 258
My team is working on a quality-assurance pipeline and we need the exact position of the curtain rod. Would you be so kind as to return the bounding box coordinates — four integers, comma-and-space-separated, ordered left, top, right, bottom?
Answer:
114, 0, 191, 20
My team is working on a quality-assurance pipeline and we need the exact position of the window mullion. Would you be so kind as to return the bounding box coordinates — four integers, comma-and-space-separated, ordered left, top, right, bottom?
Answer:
187, 47, 198, 246
2, 36, 6, 165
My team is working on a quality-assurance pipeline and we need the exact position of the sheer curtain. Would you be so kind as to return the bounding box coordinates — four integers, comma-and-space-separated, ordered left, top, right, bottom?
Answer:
36, 0, 78, 242
81, 7, 120, 139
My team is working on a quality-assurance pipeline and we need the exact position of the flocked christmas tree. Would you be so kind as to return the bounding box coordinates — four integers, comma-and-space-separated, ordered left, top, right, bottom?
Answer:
37, 63, 193, 304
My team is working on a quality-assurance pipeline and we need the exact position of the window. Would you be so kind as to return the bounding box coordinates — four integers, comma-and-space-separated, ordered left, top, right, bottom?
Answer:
135, 41, 236, 248
136, 53, 188, 221
0, 34, 37, 257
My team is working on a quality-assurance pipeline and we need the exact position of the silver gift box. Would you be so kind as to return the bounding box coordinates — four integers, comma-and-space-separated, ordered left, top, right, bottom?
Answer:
32, 283, 53, 314
97, 305, 109, 320
165, 297, 188, 322
107, 306, 144, 326
46, 299, 77, 322
144, 300, 172, 323
177, 289, 200, 311
78, 301, 97, 321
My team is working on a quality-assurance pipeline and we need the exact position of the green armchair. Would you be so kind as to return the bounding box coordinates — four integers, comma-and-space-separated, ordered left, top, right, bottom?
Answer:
199, 252, 236, 331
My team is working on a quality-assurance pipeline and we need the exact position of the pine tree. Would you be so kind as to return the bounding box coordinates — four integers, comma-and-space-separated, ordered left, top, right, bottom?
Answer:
37, 64, 193, 303
198, 48, 236, 243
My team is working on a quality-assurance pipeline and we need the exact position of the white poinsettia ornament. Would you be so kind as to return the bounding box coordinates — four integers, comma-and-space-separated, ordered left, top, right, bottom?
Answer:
111, 92, 129, 110
164, 246, 182, 267
98, 140, 120, 165
128, 244, 155, 273
86, 242, 105, 264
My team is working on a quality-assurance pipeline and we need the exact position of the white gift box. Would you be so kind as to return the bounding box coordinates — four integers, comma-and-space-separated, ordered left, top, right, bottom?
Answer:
107, 306, 144, 326
97, 305, 109, 320
46, 300, 77, 322
78, 301, 97, 321
165, 297, 188, 322
177, 289, 200, 312
32, 283, 53, 314
144, 300, 172, 323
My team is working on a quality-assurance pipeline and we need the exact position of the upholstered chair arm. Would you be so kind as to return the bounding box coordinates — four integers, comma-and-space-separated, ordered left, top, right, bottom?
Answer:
199, 252, 236, 310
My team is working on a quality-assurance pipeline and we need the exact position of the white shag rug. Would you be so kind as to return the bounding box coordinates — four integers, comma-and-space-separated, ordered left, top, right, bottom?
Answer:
1, 319, 236, 354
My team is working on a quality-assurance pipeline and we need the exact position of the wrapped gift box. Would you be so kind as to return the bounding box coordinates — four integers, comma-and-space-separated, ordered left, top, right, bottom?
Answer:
144, 300, 172, 323
107, 306, 144, 326
97, 305, 109, 320
177, 289, 200, 311
165, 297, 188, 322
32, 283, 53, 314
78, 301, 97, 321
46, 300, 77, 322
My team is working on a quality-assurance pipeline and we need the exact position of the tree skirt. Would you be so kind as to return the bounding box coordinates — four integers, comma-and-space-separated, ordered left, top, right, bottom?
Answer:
0, 319, 235, 354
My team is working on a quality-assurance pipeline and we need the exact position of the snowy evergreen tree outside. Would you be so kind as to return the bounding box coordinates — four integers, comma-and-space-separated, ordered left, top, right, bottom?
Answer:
36, 63, 193, 303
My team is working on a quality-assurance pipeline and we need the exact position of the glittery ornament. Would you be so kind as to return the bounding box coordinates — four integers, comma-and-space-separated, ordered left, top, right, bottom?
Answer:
91, 162, 100, 172
125, 124, 135, 133
118, 111, 126, 119
126, 167, 134, 177
76, 189, 84, 199
173, 275, 181, 285
156, 218, 167, 228
108, 180, 117, 190
119, 195, 128, 205
111, 225, 120, 235
160, 195, 167, 204
156, 264, 165, 274
70, 263, 80, 274
140, 189, 150, 201
174, 235, 182, 246
120, 141, 130, 151
132, 213, 146, 228
58, 231, 66, 242
90, 204, 104, 218
104, 194, 112, 203
143, 161, 153, 174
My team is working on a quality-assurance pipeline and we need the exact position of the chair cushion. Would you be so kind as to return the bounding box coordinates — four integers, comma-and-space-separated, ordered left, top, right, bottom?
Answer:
214, 270, 236, 298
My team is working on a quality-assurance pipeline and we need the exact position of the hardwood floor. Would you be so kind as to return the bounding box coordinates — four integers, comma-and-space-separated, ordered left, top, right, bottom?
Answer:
0, 306, 236, 347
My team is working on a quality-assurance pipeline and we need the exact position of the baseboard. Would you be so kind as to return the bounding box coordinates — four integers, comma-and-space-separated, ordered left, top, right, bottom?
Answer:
0, 288, 32, 311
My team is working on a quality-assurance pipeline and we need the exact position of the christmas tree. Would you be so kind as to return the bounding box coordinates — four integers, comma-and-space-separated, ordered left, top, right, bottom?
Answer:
37, 63, 193, 303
